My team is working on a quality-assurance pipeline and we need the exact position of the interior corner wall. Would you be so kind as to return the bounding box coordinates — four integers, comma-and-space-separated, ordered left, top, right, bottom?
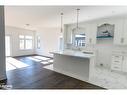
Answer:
35, 27, 61, 57
0, 6, 7, 80
5, 26, 36, 57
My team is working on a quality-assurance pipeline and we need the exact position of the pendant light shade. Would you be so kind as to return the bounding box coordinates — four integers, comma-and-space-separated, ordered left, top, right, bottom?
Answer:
76, 8, 80, 29
60, 13, 63, 33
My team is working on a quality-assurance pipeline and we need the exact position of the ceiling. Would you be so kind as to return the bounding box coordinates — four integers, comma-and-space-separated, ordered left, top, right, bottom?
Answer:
5, 6, 127, 30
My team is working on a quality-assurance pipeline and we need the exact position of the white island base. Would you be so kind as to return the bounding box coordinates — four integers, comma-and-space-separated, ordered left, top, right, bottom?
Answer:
52, 51, 95, 82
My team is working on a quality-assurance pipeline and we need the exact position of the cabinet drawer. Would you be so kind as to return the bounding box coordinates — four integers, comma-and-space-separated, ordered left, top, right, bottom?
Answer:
112, 60, 122, 65
111, 65, 121, 71
112, 62, 122, 66
112, 55, 123, 61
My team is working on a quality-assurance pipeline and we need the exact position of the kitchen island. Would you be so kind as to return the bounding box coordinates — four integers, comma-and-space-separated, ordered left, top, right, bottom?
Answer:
51, 50, 95, 82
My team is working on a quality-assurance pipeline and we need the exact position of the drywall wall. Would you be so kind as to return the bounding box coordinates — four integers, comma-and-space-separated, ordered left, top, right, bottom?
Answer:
0, 6, 6, 80
35, 27, 61, 57
5, 26, 35, 57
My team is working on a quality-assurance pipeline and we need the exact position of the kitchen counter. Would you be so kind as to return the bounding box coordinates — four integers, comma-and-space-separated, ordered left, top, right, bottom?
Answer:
50, 50, 95, 59
51, 50, 95, 81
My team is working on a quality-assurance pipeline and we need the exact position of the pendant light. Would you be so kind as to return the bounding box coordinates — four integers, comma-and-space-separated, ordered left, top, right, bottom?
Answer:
76, 8, 80, 33
60, 13, 63, 33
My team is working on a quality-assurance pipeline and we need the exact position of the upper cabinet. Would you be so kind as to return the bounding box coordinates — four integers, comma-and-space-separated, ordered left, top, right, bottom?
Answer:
86, 23, 97, 45
114, 18, 127, 45
113, 19, 124, 45
123, 18, 127, 45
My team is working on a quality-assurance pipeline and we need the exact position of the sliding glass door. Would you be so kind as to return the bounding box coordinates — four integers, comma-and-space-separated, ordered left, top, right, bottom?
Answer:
5, 35, 11, 57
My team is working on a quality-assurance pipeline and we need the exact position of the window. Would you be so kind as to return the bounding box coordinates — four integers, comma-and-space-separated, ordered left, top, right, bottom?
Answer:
75, 34, 86, 47
25, 36, 33, 49
37, 36, 41, 49
19, 35, 33, 50
19, 35, 25, 50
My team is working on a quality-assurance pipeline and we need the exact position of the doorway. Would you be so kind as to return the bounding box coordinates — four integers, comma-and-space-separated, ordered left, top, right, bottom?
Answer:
5, 35, 11, 57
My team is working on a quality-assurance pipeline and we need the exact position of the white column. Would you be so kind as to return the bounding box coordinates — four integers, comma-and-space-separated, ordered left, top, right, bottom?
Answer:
0, 6, 6, 80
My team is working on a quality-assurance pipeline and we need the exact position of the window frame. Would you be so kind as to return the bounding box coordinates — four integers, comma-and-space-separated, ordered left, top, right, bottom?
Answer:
19, 35, 33, 50
19, 35, 25, 50
25, 36, 33, 50
74, 34, 86, 47
37, 36, 41, 49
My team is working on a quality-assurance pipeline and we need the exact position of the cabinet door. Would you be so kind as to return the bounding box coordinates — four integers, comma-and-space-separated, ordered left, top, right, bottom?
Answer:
123, 19, 127, 45
122, 56, 127, 72
114, 19, 124, 45
87, 23, 97, 45
66, 25, 73, 44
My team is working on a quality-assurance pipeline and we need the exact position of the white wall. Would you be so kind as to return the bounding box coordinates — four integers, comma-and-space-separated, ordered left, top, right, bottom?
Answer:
0, 6, 6, 80
35, 27, 61, 57
5, 26, 35, 57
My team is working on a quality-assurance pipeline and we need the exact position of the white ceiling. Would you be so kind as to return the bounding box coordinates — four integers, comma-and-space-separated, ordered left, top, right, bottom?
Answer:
5, 6, 127, 30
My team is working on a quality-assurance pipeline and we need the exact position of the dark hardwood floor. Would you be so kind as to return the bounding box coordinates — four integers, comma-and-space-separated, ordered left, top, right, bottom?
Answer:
3, 55, 104, 89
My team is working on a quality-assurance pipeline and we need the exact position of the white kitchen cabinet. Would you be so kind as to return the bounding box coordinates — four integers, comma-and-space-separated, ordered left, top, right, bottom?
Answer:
123, 18, 127, 45
86, 23, 97, 45
111, 51, 127, 72
113, 19, 124, 45
66, 25, 73, 44
122, 56, 127, 72
111, 55, 123, 71
113, 18, 127, 45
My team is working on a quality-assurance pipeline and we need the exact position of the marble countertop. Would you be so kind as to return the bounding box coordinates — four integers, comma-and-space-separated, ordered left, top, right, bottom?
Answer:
50, 50, 95, 58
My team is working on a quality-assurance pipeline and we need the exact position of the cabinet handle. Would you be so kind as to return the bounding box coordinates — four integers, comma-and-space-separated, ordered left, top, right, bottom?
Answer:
121, 38, 124, 43
114, 61, 119, 62
115, 56, 119, 57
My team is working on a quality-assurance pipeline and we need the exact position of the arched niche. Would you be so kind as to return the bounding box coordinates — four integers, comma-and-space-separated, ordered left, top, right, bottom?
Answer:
97, 23, 115, 39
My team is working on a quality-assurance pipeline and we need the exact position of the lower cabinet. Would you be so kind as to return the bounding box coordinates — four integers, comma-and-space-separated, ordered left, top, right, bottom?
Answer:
111, 55, 127, 72
122, 56, 127, 72
111, 55, 123, 71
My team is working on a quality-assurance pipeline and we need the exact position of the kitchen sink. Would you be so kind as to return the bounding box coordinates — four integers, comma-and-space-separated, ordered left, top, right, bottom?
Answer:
82, 51, 93, 54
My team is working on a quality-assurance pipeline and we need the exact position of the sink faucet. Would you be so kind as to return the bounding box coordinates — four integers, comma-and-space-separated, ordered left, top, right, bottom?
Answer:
71, 45, 81, 51
74, 47, 81, 51
77, 47, 81, 51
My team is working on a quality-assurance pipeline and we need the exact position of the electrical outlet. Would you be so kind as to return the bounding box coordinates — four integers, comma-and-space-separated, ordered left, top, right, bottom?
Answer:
100, 63, 103, 67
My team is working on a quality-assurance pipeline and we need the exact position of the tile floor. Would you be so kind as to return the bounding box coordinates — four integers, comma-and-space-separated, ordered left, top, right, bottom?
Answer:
44, 64, 127, 89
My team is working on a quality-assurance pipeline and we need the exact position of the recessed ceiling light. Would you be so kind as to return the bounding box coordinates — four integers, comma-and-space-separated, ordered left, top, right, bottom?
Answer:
26, 24, 30, 26
112, 11, 115, 13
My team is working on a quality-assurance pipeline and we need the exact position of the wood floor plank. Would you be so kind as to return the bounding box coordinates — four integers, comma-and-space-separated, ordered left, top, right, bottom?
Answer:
3, 56, 105, 89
